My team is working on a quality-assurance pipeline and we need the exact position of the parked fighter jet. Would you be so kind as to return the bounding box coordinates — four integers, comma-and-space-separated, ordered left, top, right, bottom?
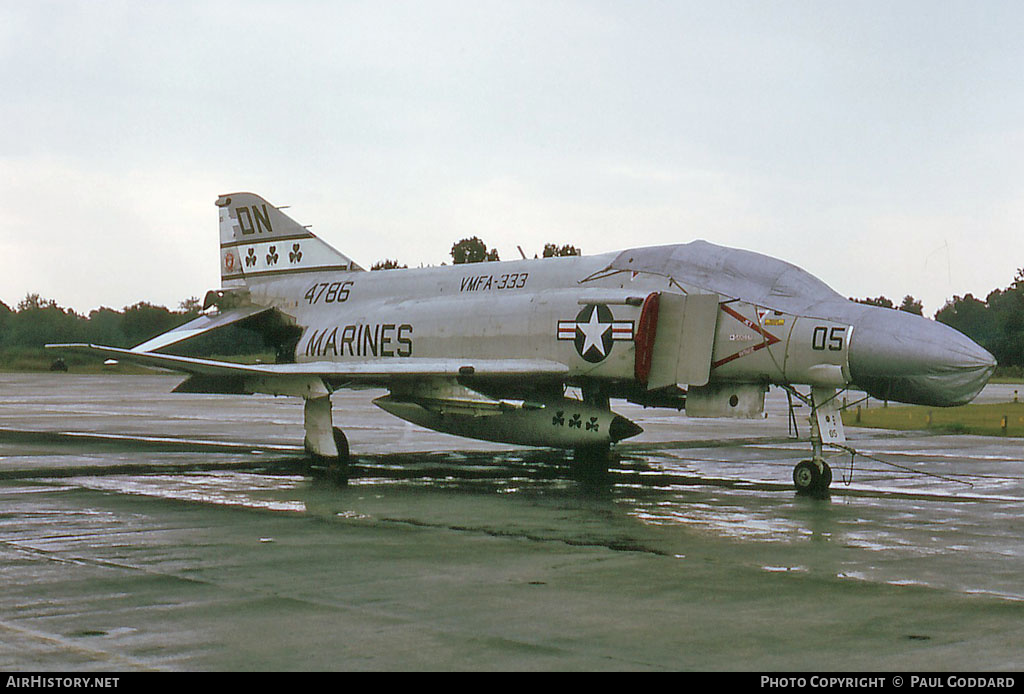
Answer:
49, 193, 996, 494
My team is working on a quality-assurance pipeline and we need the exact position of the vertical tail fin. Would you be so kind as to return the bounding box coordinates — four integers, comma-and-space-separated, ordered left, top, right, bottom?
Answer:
217, 192, 363, 287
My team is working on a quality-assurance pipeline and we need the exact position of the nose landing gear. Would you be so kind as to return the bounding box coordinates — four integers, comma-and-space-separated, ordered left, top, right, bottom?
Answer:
785, 385, 845, 497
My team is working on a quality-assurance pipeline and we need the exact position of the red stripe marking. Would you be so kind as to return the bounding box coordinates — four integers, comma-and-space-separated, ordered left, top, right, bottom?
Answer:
710, 304, 781, 370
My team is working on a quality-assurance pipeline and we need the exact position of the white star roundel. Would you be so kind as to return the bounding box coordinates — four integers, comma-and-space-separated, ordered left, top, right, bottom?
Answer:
557, 304, 635, 363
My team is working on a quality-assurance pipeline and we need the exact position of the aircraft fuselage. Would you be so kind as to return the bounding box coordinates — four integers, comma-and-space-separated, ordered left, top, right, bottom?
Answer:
248, 253, 860, 406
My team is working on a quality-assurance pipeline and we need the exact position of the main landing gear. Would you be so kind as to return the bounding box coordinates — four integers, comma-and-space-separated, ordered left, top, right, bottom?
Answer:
303, 396, 350, 484
306, 426, 350, 484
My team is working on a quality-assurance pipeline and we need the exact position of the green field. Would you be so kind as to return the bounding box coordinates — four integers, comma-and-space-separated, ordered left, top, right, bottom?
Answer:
991, 376, 1024, 384
843, 401, 1024, 437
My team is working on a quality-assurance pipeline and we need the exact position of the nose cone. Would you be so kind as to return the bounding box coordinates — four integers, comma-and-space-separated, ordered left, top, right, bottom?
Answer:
609, 414, 644, 443
848, 307, 996, 407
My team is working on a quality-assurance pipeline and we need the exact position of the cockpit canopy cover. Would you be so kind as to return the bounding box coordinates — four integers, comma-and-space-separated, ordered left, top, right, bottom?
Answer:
603, 240, 846, 319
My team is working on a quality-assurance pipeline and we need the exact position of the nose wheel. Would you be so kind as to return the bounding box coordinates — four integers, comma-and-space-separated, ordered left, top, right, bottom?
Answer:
793, 459, 832, 496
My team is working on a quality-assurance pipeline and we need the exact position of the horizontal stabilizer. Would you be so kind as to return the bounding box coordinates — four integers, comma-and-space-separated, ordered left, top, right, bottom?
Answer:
130, 305, 272, 353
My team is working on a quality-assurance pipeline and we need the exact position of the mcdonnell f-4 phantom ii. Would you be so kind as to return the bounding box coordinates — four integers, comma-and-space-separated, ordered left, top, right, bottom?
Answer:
50, 193, 997, 494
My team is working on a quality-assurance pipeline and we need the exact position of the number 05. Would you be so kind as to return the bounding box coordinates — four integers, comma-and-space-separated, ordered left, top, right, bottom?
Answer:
812, 326, 845, 351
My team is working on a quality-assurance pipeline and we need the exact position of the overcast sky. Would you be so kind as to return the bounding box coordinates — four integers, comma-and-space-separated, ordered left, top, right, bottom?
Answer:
2, 0, 1022, 316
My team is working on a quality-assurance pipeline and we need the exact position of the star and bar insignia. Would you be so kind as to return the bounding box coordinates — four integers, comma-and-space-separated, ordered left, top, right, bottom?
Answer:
557, 304, 634, 363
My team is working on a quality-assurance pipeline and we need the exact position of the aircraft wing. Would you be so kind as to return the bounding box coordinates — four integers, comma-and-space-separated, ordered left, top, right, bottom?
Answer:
45, 343, 569, 384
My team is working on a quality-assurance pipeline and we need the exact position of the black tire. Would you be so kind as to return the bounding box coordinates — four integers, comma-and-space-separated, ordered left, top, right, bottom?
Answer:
793, 460, 822, 495
306, 428, 351, 485
325, 427, 350, 485
332, 427, 350, 462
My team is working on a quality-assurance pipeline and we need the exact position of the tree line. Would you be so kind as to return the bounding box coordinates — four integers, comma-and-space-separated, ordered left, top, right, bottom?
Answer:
371, 237, 581, 269
0, 294, 266, 359
933, 269, 1024, 368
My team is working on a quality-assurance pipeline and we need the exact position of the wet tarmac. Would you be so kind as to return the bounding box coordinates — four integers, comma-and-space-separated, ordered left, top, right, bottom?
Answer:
1, 373, 1022, 671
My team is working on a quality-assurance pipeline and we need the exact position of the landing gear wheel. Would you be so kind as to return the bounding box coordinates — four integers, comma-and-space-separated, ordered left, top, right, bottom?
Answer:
332, 427, 350, 462
307, 427, 351, 486
793, 459, 830, 496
